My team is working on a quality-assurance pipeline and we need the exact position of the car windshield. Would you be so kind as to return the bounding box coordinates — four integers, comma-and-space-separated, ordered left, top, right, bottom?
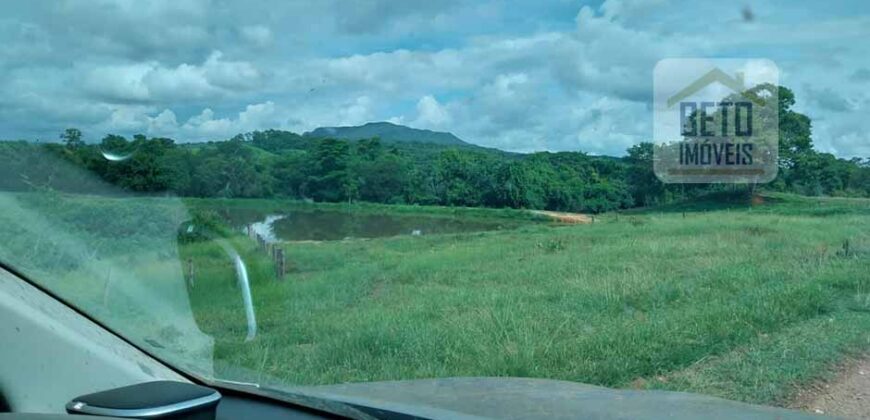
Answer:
1, 1, 869, 415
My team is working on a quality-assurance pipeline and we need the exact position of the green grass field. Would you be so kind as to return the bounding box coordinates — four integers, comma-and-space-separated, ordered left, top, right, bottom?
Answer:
3, 191, 868, 407
179, 193, 870, 407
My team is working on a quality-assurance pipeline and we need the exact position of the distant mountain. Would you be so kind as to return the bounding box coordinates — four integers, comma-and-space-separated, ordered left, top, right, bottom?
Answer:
304, 122, 470, 147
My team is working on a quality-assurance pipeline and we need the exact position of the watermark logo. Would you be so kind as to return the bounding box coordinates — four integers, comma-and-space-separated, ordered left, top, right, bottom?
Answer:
653, 59, 779, 183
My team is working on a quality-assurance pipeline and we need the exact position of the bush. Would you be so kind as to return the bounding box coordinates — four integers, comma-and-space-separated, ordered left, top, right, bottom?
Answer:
177, 209, 232, 243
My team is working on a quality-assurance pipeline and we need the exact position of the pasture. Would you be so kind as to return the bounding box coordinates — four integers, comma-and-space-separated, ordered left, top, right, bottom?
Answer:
182, 193, 870, 406
2, 191, 867, 407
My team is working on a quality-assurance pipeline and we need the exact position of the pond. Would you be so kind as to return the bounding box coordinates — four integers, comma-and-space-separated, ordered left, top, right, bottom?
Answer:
215, 208, 522, 242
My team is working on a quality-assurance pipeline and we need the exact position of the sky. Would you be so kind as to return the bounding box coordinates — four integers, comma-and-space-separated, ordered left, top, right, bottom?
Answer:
0, 0, 868, 157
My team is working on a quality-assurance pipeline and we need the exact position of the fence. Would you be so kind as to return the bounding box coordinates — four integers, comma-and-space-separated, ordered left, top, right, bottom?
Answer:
247, 227, 288, 280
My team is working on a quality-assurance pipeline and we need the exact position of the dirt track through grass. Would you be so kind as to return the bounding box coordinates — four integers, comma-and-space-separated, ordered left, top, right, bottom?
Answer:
529, 210, 593, 223
792, 356, 870, 418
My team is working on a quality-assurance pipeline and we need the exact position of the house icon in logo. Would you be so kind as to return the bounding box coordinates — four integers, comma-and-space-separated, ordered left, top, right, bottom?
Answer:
666, 68, 766, 108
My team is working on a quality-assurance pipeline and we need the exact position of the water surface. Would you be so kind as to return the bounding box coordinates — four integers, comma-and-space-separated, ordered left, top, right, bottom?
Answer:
218, 208, 521, 241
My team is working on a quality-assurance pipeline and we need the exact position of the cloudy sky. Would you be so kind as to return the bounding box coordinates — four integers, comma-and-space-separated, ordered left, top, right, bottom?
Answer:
1, 0, 868, 157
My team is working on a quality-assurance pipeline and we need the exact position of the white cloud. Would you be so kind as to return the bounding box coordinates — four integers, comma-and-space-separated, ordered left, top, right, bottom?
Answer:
598, 0, 671, 23
239, 25, 272, 47
97, 105, 155, 133
337, 96, 374, 126
182, 109, 233, 137
144, 63, 218, 100
413, 95, 451, 128
238, 101, 278, 127
89, 100, 286, 141
82, 63, 153, 102
0, 0, 868, 158
148, 109, 179, 135
202, 51, 263, 90
80, 51, 262, 103
176, 101, 285, 140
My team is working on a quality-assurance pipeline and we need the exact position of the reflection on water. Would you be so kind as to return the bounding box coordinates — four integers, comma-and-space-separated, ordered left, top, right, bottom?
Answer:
221, 208, 518, 241
246, 215, 285, 242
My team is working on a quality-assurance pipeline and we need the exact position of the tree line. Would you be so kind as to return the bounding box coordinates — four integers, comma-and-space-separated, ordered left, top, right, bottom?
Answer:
1, 86, 867, 212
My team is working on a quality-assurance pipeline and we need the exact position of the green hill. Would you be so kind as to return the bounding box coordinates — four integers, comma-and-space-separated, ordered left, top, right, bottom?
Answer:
304, 121, 470, 147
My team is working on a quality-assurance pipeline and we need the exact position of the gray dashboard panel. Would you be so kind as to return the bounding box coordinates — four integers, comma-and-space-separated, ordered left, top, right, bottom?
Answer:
0, 267, 186, 413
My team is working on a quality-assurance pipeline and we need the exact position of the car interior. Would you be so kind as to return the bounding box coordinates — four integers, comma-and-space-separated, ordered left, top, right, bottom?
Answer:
0, 265, 378, 420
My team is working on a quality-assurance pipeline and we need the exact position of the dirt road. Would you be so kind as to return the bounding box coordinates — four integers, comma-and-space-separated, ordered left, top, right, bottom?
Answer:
529, 210, 593, 224
793, 357, 870, 418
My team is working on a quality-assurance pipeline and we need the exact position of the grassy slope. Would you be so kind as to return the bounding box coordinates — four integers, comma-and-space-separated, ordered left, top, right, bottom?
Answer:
185, 193, 870, 406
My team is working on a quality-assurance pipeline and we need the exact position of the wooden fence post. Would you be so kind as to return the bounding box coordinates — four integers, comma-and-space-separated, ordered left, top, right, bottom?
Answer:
275, 248, 286, 280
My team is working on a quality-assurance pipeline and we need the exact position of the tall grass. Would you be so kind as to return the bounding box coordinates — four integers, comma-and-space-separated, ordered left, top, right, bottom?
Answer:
185, 193, 870, 406
4, 190, 867, 406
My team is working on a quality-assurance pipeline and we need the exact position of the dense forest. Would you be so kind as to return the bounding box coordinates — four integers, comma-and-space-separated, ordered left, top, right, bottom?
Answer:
1, 86, 867, 213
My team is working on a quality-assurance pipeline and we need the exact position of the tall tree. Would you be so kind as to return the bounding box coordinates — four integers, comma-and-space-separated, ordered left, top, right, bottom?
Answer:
60, 128, 84, 149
